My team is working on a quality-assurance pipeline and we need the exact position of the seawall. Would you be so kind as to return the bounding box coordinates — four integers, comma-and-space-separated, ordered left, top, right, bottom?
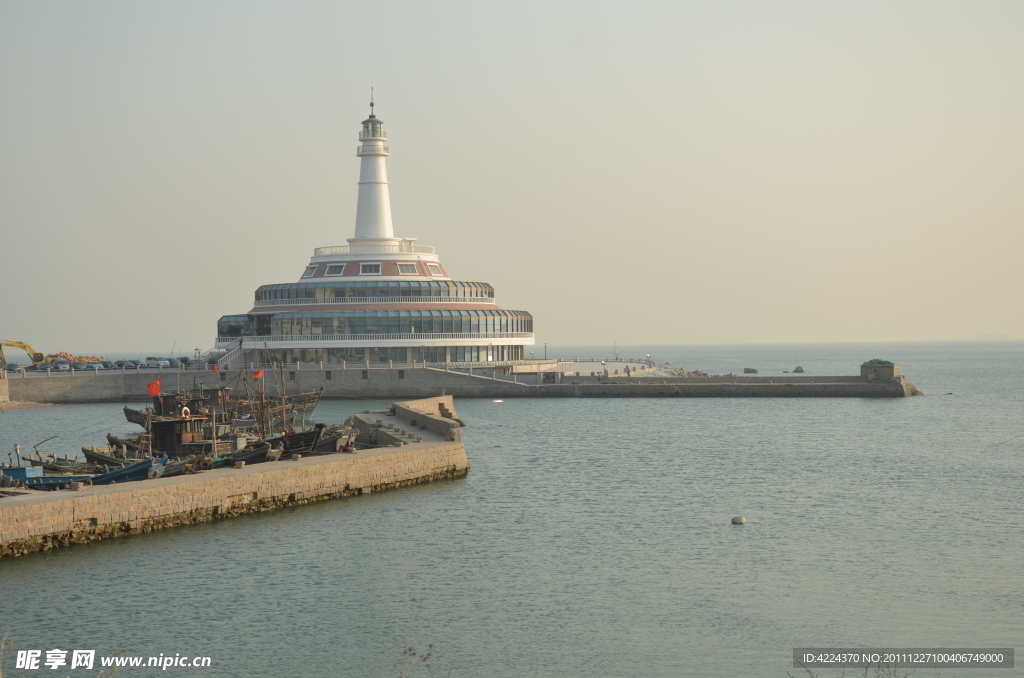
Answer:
6, 366, 916, 402
0, 396, 469, 559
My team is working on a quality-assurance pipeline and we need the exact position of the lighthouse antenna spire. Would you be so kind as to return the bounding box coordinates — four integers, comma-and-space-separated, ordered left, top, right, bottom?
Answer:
370, 86, 374, 115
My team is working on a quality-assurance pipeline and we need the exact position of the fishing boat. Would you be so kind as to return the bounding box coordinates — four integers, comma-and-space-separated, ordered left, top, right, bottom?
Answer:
218, 441, 275, 466
81, 446, 137, 468
106, 433, 142, 454
0, 466, 43, 482
22, 454, 100, 474
123, 405, 154, 428
160, 455, 211, 478
275, 424, 357, 456
23, 474, 94, 490
89, 456, 168, 485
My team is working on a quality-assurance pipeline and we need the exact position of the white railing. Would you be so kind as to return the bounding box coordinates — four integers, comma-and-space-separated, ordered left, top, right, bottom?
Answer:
253, 296, 495, 307
216, 341, 245, 367
313, 244, 436, 255
436, 359, 556, 368
358, 131, 386, 140
216, 332, 533, 345
356, 145, 389, 155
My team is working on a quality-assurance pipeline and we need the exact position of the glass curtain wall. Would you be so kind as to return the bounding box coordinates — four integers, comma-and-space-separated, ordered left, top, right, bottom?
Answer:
270, 311, 532, 336
263, 345, 523, 364
256, 281, 495, 301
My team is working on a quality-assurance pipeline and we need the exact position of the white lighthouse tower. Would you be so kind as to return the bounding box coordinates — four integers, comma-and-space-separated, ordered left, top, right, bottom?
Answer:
351, 98, 397, 244
214, 100, 535, 369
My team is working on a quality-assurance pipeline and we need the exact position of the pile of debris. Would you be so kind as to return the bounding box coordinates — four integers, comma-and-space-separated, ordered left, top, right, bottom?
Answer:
50, 351, 103, 363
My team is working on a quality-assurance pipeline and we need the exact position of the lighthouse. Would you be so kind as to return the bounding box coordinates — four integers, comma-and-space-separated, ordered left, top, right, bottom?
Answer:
214, 101, 535, 368
351, 99, 396, 243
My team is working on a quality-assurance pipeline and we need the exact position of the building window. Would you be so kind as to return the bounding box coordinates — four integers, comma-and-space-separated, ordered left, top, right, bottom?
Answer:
325, 371, 332, 380
218, 315, 255, 337
427, 264, 442, 276
302, 266, 316, 278
398, 370, 405, 379
361, 370, 369, 379
397, 264, 417, 274
289, 371, 296, 380
360, 263, 382, 275
325, 265, 346, 276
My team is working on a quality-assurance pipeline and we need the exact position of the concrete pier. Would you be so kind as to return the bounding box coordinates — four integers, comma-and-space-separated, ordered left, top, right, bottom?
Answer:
5, 363, 918, 403
0, 396, 469, 559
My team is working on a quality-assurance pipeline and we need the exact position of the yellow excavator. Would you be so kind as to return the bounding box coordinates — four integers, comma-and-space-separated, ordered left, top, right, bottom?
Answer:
0, 341, 50, 368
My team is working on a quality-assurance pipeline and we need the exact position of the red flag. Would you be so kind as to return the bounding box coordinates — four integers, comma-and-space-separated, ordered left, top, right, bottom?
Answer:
147, 378, 161, 397
252, 369, 265, 379
211, 365, 219, 373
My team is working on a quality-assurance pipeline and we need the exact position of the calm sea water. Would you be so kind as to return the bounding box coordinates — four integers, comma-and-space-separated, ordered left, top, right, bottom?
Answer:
1, 341, 1022, 677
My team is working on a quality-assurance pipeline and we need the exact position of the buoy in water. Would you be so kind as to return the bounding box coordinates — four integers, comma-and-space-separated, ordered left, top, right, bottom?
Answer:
731, 516, 746, 524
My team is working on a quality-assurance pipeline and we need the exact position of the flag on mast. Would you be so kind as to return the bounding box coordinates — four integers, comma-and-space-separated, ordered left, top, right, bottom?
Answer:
147, 378, 161, 397
252, 369, 265, 379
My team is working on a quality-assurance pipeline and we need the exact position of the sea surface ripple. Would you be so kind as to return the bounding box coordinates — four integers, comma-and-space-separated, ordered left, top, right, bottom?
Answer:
1, 341, 1021, 677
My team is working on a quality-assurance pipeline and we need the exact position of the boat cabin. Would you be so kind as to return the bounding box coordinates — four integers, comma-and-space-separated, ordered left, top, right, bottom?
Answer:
152, 387, 234, 417
150, 415, 210, 458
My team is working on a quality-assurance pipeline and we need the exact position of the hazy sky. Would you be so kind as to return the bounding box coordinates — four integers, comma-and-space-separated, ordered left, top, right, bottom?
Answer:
2, 1, 1022, 354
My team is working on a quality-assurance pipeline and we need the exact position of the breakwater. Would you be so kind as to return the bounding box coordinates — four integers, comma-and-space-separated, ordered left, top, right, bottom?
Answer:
6, 364, 917, 402
0, 396, 469, 558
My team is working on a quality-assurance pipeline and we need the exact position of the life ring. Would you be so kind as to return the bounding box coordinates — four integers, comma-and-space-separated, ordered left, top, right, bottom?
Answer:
181, 406, 191, 419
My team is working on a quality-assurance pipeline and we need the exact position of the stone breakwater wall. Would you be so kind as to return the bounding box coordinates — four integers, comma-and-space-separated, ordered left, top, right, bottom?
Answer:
0, 377, 8, 402
349, 398, 464, 448
545, 379, 914, 398
7, 367, 916, 402
0, 439, 468, 559
391, 395, 465, 436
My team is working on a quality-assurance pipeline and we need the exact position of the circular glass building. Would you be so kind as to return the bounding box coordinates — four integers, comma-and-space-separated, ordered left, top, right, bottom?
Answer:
215, 106, 535, 367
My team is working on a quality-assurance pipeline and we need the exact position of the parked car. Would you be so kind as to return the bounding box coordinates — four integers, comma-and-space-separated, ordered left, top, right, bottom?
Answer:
34, 362, 55, 371
4, 363, 21, 372
127, 360, 146, 368
144, 357, 171, 368
101, 361, 118, 369
167, 358, 182, 368
69, 362, 88, 370
52, 361, 70, 371
85, 361, 105, 369
114, 360, 134, 368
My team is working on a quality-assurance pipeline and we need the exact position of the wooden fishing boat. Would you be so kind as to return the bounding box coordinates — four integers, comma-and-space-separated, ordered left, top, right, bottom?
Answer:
217, 441, 275, 466
22, 454, 99, 474
123, 405, 156, 428
81, 446, 138, 468
23, 474, 94, 490
160, 455, 211, 478
90, 456, 167, 485
106, 433, 142, 454
275, 424, 356, 456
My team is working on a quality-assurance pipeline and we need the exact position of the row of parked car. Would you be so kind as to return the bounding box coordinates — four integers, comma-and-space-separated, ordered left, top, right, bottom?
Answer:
5, 357, 187, 372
